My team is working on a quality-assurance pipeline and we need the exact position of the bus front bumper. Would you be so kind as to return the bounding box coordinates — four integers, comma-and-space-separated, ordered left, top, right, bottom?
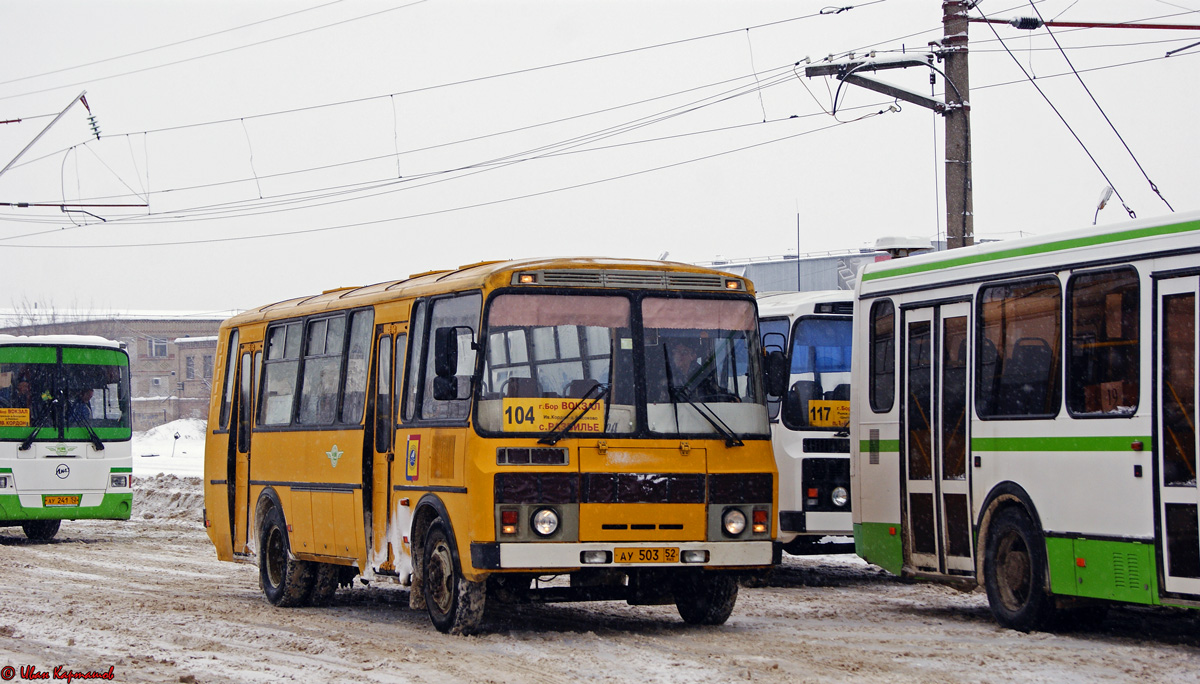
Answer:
471, 540, 775, 570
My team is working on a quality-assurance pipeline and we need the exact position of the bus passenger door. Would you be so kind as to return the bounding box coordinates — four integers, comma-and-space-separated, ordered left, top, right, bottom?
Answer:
902, 303, 973, 576
233, 342, 262, 554
1158, 277, 1200, 595
369, 325, 406, 573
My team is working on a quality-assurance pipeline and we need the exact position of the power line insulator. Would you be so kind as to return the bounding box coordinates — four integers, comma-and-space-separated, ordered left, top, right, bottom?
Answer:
1008, 17, 1043, 30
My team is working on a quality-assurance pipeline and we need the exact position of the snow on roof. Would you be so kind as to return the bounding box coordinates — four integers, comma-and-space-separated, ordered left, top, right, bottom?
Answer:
0, 334, 123, 349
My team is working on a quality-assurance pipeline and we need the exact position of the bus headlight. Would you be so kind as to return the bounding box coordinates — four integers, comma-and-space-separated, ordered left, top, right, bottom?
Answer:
722, 508, 747, 536
110, 474, 129, 489
531, 508, 559, 537
831, 486, 849, 507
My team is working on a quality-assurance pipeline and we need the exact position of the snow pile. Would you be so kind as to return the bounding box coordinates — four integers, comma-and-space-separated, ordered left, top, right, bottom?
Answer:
132, 417, 206, 478
134, 472, 203, 521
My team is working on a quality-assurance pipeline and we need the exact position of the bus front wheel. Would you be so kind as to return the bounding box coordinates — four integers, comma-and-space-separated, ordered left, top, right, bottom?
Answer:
984, 507, 1054, 632
422, 520, 485, 635
673, 572, 738, 625
22, 519, 60, 541
258, 505, 314, 607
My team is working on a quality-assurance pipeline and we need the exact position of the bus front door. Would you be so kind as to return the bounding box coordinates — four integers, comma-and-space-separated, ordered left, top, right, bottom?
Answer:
233, 342, 262, 555
902, 303, 973, 576
369, 325, 406, 574
1158, 277, 1200, 595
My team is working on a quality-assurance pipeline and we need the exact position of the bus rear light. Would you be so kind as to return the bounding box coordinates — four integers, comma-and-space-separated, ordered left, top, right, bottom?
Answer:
581, 550, 611, 564
752, 508, 768, 534
681, 550, 709, 564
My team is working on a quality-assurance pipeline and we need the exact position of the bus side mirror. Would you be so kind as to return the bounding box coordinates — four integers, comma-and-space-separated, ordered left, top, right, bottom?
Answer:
764, 350, 788, 397
434, 327, 459, 379
432, 375, 459, 401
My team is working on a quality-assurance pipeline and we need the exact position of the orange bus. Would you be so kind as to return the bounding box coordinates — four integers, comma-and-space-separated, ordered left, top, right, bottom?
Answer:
204, 258, 783, 633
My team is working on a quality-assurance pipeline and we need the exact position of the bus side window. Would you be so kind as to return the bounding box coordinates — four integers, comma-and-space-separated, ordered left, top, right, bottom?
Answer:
404, 303, 426, 422
1067, 268, 1139, 416
869, 299, 895, 413
420, 293, 481, 421
260, 322, 302, 426
218, 329, 239, 429
977, 277, 1062, 419
341, 309, 375, 425
375, 334, 392, 453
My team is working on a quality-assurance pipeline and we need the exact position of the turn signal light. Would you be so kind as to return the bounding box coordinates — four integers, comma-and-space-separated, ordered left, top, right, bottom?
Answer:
501, 509, 518, 535
752, 508, 768, 534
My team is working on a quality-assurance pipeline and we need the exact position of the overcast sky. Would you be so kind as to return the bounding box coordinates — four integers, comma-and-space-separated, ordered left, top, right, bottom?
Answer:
1, 0, 1197, 314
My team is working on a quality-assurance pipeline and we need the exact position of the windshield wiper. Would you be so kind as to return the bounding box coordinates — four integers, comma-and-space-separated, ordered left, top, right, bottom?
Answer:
538, 382, 610, 446
68, 407, 105, 451
669, 385, 744, 447
19, 399, 57, 451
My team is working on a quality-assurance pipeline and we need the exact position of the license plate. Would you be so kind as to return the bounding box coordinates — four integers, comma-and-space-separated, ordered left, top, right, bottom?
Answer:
43, 495, 79, 507
614, 547, 678, 564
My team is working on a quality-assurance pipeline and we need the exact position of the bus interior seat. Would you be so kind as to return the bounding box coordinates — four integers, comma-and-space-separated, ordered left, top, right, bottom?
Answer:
999, 337, 1053, 412
785, 380, 822, 425
827, 384, 850, 401
565, 379, 601, 398
504, 377, 542, 398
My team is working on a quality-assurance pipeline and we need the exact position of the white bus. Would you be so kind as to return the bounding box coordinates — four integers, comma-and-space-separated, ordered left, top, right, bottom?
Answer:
0, 335, 133, 540
850, 210, 1200, 630
758, 291, 854, 554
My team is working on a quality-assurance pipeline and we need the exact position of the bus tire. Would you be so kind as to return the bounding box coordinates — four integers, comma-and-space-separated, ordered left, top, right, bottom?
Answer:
308, 563, 340, 606
258, 505, 314, 607
673, 572, 738, 625
422, 520, 485, 635
984, 507, 1054, 632
22, 519, 60, 541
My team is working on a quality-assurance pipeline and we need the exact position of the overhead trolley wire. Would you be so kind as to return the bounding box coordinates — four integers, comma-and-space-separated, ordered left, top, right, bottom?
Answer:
1025, 1, 1174, 211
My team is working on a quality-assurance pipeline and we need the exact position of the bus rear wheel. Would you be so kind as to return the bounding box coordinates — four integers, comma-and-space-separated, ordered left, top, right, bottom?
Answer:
22, 519, 60, 541
422, 520, 485, 635
673, 572, 738, 625
984, 507, 1054, 632
258, 505, 314, 607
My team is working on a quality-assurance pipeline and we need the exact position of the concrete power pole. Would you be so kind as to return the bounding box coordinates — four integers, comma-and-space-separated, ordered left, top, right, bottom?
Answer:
943, 1, 974, 249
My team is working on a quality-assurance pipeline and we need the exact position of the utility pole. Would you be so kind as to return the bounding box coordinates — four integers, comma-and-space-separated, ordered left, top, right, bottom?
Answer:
943, 1, 973, 249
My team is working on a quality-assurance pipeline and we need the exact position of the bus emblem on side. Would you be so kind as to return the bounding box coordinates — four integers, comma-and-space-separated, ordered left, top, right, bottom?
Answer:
326, 444, 344, 468
405, 435, 420, 481
56, 464, 70, 479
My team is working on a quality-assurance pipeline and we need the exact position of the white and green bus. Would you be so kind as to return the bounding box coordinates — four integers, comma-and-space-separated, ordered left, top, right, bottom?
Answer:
758, 291, 854, 555
850, 210, 1200, 630
0, 335, 133, 540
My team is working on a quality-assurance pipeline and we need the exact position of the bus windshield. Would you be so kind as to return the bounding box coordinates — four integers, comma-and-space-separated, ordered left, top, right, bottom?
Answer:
0, 345, 131, 441
476, 293, 769, 438
782, 317, 852, 431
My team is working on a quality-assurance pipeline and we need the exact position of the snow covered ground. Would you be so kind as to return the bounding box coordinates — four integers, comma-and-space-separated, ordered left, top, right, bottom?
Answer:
1, 422, 1199, 682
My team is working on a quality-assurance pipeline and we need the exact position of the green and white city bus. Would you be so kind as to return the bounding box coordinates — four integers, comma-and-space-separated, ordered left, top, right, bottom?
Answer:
850, 210, 1200, 630
0, 335, 133, 540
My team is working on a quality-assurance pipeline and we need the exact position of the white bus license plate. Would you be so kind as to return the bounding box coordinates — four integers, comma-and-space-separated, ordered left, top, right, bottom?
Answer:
43, 495, 80, 507
615, 547, 678, 564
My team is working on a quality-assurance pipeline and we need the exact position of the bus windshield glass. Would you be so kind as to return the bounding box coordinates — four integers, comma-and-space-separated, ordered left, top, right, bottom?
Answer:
782, 317, 852, 431
0, 345, 131, 441
476, 293, 769, 438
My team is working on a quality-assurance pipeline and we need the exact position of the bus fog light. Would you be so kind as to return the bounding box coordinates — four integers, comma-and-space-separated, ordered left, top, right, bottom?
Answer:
531, 508, 559, 537
681, 550, 709, 564
581, 550, 611, 564
722, 508, 747, 536
831, 487, 849, 507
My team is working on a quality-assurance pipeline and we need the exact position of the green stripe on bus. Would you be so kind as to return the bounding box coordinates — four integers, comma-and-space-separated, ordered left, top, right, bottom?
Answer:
109, 467, 132, 473
0, 468, 11, 473
862, 216, 1200, 282
0, 492, 132, 521
62, 346, 127, 366
971, 436, 1150, 452
0, 347, 57, 363
854, 521, 903, 576
858, 439, 901, 452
